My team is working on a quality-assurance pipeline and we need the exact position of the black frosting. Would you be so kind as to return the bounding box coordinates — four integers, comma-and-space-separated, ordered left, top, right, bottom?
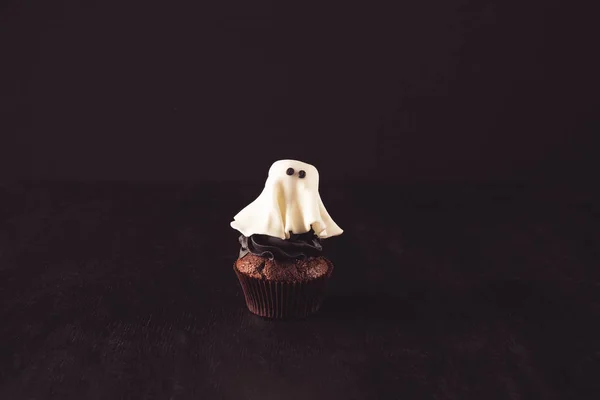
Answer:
239, 230, 323, 260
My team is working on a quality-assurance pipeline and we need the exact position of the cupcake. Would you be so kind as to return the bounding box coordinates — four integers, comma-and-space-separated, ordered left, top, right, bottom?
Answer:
231, 159, 343, 319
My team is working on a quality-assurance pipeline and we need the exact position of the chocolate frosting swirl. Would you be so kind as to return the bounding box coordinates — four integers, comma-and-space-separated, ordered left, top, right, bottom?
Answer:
239, 230, 323, 260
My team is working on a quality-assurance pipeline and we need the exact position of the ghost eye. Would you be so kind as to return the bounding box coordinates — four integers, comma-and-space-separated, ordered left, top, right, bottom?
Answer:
298, 170, 306, 179
286, 168, 295, 176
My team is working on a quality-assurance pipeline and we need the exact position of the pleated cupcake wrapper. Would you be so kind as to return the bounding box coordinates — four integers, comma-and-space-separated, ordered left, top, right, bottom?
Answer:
234, 260, 333, 319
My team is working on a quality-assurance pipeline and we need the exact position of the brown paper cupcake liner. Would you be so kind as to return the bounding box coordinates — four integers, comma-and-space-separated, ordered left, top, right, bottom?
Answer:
234, 259, 334, 319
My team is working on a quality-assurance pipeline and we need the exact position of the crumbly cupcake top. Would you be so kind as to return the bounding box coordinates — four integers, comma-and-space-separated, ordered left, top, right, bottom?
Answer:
236, 254, 330, 281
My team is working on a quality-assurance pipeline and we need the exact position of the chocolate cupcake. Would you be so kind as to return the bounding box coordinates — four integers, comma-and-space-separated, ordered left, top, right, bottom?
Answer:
230, 160, 343, 319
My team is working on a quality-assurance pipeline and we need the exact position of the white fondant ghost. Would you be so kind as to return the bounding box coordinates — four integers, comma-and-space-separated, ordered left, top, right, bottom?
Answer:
230, 160, 343, 240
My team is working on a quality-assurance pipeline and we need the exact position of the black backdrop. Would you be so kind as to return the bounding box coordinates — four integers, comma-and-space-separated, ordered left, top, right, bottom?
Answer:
1, 0, 594, 182
1, 2, 599, 399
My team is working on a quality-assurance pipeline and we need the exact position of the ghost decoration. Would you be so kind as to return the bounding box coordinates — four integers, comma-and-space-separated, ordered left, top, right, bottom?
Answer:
230, 160, 343, 240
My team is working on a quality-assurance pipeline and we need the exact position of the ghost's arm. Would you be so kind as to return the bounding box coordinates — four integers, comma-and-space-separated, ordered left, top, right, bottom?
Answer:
230, 182, 287, 239
314, 193, 343, 238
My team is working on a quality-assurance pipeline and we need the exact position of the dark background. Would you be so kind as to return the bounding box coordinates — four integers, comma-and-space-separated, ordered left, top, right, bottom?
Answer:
1, 1, 599, 399
1, 0, 595, 183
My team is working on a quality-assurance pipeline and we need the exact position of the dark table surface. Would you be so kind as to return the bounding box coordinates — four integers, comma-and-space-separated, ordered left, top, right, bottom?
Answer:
0, 182, 598, 399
